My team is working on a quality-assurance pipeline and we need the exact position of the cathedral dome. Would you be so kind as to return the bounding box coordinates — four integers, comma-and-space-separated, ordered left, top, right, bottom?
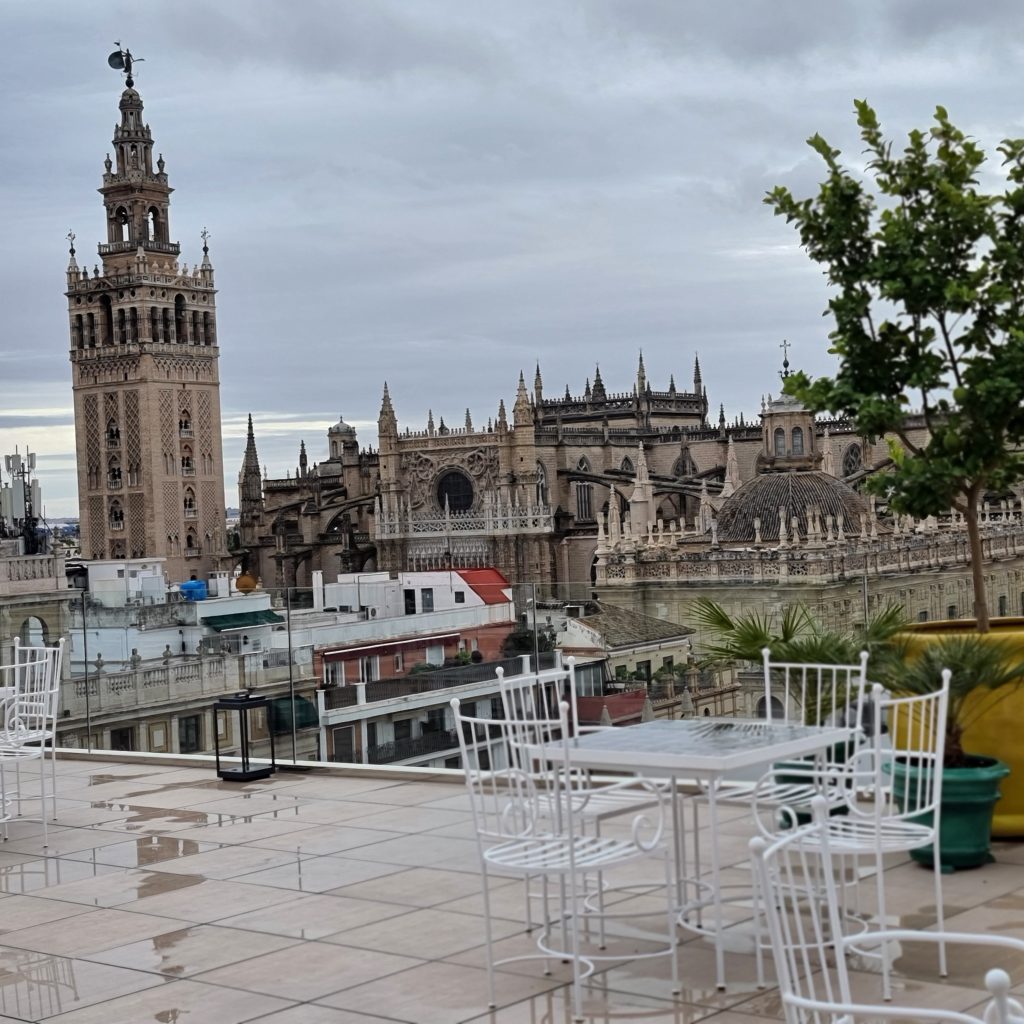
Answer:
328, 415, 356, 437
715, 471, 883, 543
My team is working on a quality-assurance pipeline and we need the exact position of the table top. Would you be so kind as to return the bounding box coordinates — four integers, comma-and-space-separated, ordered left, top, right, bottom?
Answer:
528, 718, 853, 775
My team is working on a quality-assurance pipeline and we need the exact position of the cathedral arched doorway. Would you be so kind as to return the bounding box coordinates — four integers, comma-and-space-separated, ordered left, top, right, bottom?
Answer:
755, 696, 785, 719
19, 615, 47, 647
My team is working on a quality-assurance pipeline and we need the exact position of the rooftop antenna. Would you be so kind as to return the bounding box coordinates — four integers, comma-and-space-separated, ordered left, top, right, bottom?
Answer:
108, 42, 144, 88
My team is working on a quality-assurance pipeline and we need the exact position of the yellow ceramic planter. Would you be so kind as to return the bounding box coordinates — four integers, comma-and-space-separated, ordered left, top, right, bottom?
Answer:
901, 618, 1024, 839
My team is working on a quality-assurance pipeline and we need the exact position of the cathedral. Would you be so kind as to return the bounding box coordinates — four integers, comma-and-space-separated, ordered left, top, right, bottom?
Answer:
235, 353, 890, 597
68, 66, 227, 582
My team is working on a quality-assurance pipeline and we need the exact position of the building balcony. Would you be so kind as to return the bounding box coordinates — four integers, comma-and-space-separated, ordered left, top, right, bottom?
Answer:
179, 427, 194, 438
365, 728, 460, 765
106, 436, 121, 449
109, 520, 125, 531
97, 238, 181, 257
184, 546, 202, 558
106, 477, 123, 490
184, 508, 198, 520
181, 466, 196, 477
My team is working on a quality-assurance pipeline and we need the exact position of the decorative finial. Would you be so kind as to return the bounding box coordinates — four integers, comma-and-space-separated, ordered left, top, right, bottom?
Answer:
107, 43, 144, 88
779, 338, 791, 380
66, 230, 76, 258
201, 227, 210, 254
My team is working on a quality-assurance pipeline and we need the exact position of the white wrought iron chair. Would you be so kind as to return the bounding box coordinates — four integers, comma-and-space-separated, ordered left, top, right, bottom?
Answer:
688, 650, 870, 984
0, 640, 65, 845
750, 795, 1024, 1024
451, 695, 679, 1022
753, 673, 952, 1001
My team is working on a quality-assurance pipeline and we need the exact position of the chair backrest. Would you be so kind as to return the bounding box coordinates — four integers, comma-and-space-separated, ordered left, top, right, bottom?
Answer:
750, 807, 856, 1024
451, 695, 547, 846
761, 648, 869, 730
6, 639, 64, 740
857, 673, 950, 825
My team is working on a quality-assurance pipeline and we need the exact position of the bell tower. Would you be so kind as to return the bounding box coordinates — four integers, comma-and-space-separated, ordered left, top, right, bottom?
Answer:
68, 51, 227, 581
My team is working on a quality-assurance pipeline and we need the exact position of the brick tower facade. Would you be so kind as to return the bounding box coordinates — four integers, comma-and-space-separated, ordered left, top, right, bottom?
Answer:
68, 78, 227, 581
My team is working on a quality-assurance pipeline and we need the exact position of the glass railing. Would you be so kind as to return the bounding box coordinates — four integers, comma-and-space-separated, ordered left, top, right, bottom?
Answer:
41, 565, 998, 770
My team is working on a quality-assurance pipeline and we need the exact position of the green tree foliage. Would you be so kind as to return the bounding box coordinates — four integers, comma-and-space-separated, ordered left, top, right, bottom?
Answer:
766, 101, 1024, 631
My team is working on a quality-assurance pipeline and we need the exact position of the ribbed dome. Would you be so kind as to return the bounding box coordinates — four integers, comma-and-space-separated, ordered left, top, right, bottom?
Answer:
716, 471, 883, 543
328, 415, 356, 436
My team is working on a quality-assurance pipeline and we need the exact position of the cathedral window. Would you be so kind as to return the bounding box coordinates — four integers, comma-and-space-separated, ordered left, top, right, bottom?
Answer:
174, 295, 187, 343
203, 311, 214, 345
108, 501, 124, 531
129, 307, 138, 342
791, 427, 804, 455
183, 488, 197, 519
147, 206, 160, 241
114, 206, 130, 243
621, 456, 634, 474
536, 462, 547, 505
577, 456, 591, 473
150, 307, 160, 342
576, 482, 594, 521
162, 308, 172, 343
773, 427, 786, 456
436, 470, 473, 513
192, 310, 201, 346
73, 314, 84, 348
107, 456, 122, 489
116, 308, 126, 344
106, 419, 120, 448
86, 312, 96, 347
841, 443, 863, 477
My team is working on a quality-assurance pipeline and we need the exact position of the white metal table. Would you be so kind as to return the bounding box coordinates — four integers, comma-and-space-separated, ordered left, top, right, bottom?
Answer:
527, 717, 853, 989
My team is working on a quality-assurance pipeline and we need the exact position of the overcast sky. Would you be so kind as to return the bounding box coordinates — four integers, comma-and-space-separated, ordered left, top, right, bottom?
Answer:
3, 1, 1023, 518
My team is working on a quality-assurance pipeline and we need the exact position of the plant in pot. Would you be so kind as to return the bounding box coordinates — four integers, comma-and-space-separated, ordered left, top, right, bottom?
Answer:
766, 100, 1024, 840
879, 634, 1024, 870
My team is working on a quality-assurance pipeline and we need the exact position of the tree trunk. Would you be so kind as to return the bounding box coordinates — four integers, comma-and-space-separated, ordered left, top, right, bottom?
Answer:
964, 500, 990, 633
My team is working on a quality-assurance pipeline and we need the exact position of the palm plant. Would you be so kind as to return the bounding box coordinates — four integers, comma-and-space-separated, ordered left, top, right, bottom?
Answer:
886, 634, 1024, 768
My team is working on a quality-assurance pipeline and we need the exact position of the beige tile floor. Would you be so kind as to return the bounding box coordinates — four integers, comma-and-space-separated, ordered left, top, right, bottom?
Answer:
0, 757, 1022, 1022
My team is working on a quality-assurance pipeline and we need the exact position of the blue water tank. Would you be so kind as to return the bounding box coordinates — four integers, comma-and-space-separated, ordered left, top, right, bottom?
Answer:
180, 579, 208, 601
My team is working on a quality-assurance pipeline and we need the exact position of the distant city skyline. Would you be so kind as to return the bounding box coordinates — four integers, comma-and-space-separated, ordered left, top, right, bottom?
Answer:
3, 1, 1023, 516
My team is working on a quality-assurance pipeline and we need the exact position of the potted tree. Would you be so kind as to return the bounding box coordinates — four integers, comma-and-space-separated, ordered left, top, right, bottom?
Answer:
767, 101, 1024, 837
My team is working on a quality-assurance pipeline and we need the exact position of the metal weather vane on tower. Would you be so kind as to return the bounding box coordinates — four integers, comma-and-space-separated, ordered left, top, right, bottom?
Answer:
779, 338, 792, 380
107, 42, 144, 88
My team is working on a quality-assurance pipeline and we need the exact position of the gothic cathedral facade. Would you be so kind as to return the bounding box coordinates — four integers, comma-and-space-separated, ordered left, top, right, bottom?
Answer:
68, 81, 227, 582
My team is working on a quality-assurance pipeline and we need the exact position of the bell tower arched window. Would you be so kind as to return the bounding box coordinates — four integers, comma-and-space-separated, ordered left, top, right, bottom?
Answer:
107, 455, 122, 489
791, 427, 804, 455
174, 295, 187, 343
773, 428, 786, 456
99, 294, 113, 345
536, 463, 547, 505
842, 443, 863, 477
114, 206, 130, 243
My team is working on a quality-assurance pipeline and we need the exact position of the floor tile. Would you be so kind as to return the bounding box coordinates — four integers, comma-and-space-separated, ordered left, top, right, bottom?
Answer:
145, 843, 299, 880
32, 867, 205, 908
240, 853, 408, 893
216, 892, 406, 939
245, 1005, 407, 1024
0, 908, 193, 957
39, 977, 294, 1023
193, 939, 424, 1002
0, 857, 123, 896
326, 865, 498, 910
246, 823, 405, 856
86, 923, 300, 977
0, 895, 96, 934
59, 834, 224, 868
121, 877, 297, 923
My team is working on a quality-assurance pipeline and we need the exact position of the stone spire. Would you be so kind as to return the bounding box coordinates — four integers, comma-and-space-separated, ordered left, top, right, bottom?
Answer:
513, 371, 532, 427
497, 398, 508, 431
427, 409, 435, 436
465, 408, 473, 431
534, 362, 543, 406
238, 414, 263, 526
592, 365, 606, 402
693, 354, 703, 395
636, 351, 647, 394
378, 382, 397, 437
298, 440, 308, 478
668, 373, 676, 396
628, 442, 654, 537
720, 436, 741, 499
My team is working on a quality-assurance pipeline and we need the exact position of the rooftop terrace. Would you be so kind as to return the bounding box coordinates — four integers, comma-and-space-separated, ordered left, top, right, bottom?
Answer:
1, 756, 1023, 1022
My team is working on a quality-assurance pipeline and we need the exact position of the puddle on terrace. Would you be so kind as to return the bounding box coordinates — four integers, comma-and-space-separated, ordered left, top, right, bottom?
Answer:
87, 773, 157, 786
132, 870, 205, 900
0, 950, 79, 1019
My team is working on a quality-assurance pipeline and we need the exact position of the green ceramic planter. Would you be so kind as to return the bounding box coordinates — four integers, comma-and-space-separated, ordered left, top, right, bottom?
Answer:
887, 755, 1010, 872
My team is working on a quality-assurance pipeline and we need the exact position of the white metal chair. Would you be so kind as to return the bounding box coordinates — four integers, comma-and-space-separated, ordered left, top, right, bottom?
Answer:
754, 673, 952, 1001
0, 639, 64, 844
750, 795, 1024, 1024
688, 651, 870, 985
451, 695, 679, 1022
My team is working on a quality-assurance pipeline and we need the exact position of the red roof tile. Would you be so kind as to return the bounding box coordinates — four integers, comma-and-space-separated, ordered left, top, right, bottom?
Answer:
456, 568, 512, 605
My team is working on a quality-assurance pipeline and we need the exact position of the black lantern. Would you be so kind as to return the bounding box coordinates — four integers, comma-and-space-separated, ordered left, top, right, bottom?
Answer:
214, 691, 277, 781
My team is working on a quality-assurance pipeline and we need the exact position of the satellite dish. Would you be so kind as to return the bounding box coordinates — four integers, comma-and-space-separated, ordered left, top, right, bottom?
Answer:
108, 50, 126, 71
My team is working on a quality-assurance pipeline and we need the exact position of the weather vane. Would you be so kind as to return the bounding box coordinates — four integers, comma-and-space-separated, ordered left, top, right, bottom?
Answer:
66, 230, 75, 258
779, 338, 792, 380
107, 42, 144, 88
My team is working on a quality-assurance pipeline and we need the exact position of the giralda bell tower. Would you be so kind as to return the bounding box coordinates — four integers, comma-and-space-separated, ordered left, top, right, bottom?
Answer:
68, 51, 227, 582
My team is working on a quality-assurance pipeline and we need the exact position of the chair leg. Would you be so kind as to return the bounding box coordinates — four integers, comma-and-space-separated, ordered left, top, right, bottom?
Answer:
664, 850, 680, 994
49, 740, 58, 822
480, 861, 498, 1009
751, 861, 766, 988
567, 869, 585, 1023
932, 842, 947, 978
874, 847, 892, 1001
39, 758, 48, 848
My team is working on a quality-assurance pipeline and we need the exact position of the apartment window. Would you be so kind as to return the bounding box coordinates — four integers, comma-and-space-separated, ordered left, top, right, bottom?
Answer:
998, 595, 1008, 617
636, 660, 652, 682
394, 652, 404, 673
454, 591, 466, 604
110, 727, 135, 751
324, 661, 344, 687
394, 719, 412, 742
426, 644, 444, 666
445, 756, 460, 769
178, 715, 201, 754
403, 589, 416, 615
947, 604, 958, 620
425, 707, 446, 732
421, 588, 434, 612
490, 697, 503, 720
358, 656, 378, 683
661, 656, 674, 672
